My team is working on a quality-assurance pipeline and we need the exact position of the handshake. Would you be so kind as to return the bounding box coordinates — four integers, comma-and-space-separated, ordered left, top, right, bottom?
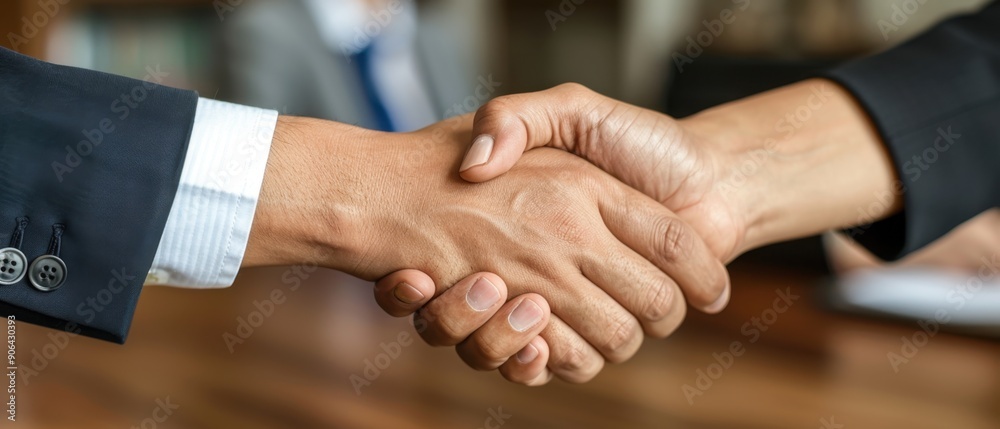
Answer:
244, 79, 899, 385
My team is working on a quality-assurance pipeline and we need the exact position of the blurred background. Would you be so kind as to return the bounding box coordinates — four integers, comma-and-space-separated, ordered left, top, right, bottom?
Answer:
3, 0, 999, 428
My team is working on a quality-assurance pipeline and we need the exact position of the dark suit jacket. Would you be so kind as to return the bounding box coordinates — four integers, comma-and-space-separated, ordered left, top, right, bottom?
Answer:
0, 47, 197, 342
825, 1, 1000, 260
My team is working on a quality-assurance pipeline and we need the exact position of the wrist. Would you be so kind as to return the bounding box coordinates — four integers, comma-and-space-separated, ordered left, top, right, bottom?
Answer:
245, 116, 379, 273
684, 79, 901, 253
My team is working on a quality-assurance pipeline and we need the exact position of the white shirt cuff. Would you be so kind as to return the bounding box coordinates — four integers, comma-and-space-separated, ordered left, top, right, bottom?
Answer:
146, 98, 278, 288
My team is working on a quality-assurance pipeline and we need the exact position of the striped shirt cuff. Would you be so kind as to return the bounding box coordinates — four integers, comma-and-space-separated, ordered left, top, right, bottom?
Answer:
147, 98, 278, 287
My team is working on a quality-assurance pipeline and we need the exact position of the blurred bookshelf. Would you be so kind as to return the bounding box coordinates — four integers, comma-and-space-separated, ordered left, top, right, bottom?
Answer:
1, 0, 220, 93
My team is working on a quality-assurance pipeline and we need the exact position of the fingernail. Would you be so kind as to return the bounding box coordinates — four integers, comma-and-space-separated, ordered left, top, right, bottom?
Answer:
508, 299, 543, 332
516, 343, 539, 364
466, 277, 500, 311
459, 135, 494, 172
705, 286, 730, 314
393, 282, 425, 305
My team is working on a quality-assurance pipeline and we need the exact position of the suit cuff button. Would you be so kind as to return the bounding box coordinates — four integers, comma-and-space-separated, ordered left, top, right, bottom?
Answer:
29, 255, 67, 292
0, 248, 27, 285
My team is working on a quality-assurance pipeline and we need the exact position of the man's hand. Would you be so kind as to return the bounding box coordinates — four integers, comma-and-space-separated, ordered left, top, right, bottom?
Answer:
243, 113, 729, 384
458, 82, 748, 262
376, 270, 553, 385
378, 79, 902, 385
456, 80, 901, 259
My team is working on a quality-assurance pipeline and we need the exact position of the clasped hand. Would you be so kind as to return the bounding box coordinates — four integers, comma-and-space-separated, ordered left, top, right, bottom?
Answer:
253, 79, 893, 386
366, 84, 741, 385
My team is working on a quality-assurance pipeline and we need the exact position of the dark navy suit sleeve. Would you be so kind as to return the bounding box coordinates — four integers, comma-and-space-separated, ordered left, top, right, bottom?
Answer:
823, 1, 1000, 260
0, 47, 197, 343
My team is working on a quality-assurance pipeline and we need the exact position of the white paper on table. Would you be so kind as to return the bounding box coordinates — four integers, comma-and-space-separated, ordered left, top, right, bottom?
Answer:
832, 267, 1000, 328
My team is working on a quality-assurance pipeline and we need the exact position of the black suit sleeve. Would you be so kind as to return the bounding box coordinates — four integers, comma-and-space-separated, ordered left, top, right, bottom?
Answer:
823, 1, 1000, 260
0, 48, 197, 343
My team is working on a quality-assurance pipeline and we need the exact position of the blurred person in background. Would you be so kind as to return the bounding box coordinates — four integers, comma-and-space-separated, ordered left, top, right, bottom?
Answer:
221, 0, 471, 131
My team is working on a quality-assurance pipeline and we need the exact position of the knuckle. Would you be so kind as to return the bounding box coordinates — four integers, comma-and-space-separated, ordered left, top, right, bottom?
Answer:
553, 82, 591, 97
640, 281, 675, 322
554, 348, 602, 383
552, 341, 592, 374
469, 337, 509, 367
477, 96, 514, 120
600, 314, 641, 363
424, 312, 467, 346
438, 322, 467, 346
646, 311, 684, 339
654, 217, 691, 263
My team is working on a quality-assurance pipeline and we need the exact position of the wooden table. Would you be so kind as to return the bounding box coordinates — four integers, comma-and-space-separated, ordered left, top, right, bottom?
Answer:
15, 262, 1000, 428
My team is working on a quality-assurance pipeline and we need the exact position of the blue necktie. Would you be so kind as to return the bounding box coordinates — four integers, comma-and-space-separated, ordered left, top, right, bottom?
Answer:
351, 45, 396, 132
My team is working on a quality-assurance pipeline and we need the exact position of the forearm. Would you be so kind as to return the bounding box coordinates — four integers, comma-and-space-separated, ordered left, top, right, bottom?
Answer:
240, 114, 482, 283
708, 2, 1000, 258
821, 2, 1000, 259
683, 79, 901, 253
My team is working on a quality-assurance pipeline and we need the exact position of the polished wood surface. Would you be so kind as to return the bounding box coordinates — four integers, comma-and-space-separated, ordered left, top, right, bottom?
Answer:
15, 263, 1000, 428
